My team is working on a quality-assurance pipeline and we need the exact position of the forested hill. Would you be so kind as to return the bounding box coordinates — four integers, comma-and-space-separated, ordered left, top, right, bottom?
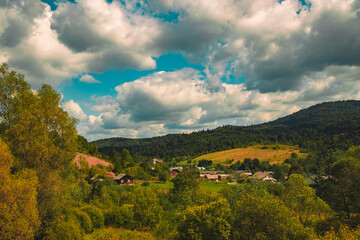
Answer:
94, 100, 360, 160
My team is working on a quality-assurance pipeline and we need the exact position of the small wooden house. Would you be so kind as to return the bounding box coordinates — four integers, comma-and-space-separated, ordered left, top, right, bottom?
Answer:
114, 173, 134, 184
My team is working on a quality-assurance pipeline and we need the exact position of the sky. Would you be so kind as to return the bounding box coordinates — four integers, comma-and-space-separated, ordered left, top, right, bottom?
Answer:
1, 0, 360, 141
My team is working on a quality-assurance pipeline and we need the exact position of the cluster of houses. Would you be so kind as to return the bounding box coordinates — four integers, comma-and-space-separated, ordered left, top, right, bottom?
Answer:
199, 171, 230, 181
198, 170, 276, 182
74, 154, 278, 185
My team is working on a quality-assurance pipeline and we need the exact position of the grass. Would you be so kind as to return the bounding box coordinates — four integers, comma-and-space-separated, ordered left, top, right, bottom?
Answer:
139, 180, 229, 193
186, 144, 307, 166
141, 181, 174, 191
85, 227, 155, 240
198, 180, 230, 193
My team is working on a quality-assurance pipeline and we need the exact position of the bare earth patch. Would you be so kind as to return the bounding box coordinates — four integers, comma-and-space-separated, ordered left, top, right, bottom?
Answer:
73, 153, 112, 168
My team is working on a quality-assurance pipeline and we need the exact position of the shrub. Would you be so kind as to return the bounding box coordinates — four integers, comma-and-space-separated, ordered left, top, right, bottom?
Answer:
81, 205, 104, 229
48, 218, 83, 240
141, 182, 150, 187
104, 204, 135, 229
74, 209, 93, 234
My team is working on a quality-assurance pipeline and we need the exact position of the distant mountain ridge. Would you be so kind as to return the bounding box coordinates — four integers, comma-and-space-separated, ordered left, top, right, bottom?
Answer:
94, 100, 360, 160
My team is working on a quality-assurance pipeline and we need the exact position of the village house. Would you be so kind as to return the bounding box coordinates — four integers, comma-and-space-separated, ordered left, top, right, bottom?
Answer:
206, 174, 219, 181
236, 170, 252, 177
218, 174, 230, 181
153, 159, 163, 164
199, 171, 211, 178
250, 171, 276, 182
170, 167, 183, 172
114, 173, 134, 185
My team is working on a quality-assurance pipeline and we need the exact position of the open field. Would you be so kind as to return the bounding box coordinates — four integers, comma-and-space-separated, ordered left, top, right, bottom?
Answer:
187, 144, 307, 165
139, 180, 229, 193
198, 180, 230, 193
148, 181, 174, 191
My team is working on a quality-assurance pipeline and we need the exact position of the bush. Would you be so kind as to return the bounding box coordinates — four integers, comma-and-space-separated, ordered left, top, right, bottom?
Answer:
232, 194, 309, 240
47, 218, 83, 240
81, 205, 104, 229
104, 204, 135, 229
141, 182, 150, 187
74, 209, 93, 234
84, 228, 155, 240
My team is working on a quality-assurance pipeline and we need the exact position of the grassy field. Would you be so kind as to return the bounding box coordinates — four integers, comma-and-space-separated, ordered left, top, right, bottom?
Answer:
139, 180, 229, 193
186, 144, 307, 165
144, 181, 174, 191
198, 180, 230, 193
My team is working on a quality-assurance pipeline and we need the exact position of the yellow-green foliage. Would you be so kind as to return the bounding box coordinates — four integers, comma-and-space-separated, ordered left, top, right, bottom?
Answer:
191, 144, 307, 165
84, 227, 156, 240
282, 174, 333, 224
45, 217, 83, 240
0, 63, 78, 174
132, 188, 163, 228
232, 194, 310, 240
104, 204, 135, 229
0, 140, 40, 240
316, 225, 360, 240
177, 198, 231, 240
81, 205, 105, 229
73, 209, 93, 234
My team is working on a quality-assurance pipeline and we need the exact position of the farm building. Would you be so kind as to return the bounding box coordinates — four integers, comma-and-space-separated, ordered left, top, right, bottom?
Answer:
250, 171, 276, 182
199, 171, 211, 178
236, 171, 252, 177
114, 173, 134, 184
219, 174, 230, 181
206, 174, 219, 181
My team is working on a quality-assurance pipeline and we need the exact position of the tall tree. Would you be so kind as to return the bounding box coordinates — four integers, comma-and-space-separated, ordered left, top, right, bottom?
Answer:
0, 140, 40, 240
282, 174, 331, 224
0, 63, 78, 173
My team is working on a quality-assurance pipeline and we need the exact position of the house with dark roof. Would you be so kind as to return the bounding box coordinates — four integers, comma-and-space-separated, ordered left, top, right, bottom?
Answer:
114, 173, 134, 184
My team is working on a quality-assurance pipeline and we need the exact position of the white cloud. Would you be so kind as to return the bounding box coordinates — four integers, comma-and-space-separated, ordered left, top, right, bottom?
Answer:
71, 65, 360, 140
2, 0, 360, 140
63, 100, 88, 121
80, 74, 100, 83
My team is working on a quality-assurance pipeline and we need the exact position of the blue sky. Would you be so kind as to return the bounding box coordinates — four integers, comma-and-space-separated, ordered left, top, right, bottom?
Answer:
1, 0, 360, 140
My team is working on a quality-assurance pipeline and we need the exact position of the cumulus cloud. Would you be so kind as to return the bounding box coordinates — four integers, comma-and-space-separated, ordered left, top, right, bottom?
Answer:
79, 74, 100, 83
2, 0, 360, 139
63, 100, 88, 121
71, 65, 360, 140
0, 0, 161, 87
2, 0, 360, 93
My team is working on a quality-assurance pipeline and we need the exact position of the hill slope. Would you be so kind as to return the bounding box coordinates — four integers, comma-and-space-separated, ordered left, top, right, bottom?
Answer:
189, 145, 307, 165
94, 100, 360, 160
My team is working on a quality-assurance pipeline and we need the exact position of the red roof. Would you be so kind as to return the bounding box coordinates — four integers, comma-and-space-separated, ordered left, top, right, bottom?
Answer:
73, 153, 112, 169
